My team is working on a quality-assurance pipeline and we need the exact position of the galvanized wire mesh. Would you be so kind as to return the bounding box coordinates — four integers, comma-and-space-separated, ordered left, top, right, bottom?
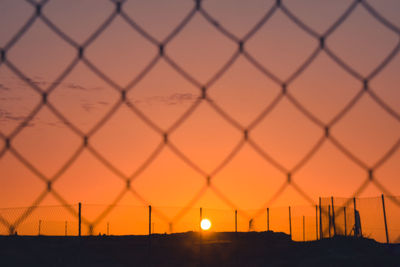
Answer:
0, 0, 399, 235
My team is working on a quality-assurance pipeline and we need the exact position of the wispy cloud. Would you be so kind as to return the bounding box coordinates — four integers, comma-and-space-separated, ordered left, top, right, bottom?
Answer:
67, 83, 87, 90
97, 101, 109, 106
137, 92, 199, 106
0, 109, 35, 128
17, 77, 104, 92
22, 77, 59, 88
80, 100, 111, 114
0, 83, 10, 91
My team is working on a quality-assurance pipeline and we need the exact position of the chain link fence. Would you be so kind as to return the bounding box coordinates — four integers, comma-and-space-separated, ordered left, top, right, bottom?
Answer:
320, 195, 400, 243
0, 0, 399, 238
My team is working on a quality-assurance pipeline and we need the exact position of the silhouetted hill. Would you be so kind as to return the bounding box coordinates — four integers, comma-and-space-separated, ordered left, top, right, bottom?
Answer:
0, 231, 399, 266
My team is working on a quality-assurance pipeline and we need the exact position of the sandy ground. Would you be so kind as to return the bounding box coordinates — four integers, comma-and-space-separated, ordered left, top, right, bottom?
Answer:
0, 231, 399, 266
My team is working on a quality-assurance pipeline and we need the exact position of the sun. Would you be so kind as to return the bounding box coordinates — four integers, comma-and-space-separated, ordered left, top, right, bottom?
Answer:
200, 218, 212, 230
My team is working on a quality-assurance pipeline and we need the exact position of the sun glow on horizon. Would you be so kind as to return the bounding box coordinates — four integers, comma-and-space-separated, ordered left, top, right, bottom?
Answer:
200, 218, 212, 231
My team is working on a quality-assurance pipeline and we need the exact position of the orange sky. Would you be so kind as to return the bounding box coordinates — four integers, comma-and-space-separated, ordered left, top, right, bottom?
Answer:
0, 0, 400, 235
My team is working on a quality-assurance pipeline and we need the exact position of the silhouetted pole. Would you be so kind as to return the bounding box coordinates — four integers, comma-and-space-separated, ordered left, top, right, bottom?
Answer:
319, 197, 323, 239
381, 194, 389, 243
267, 208, 270, 231
38, 220, 41, 236
149, 205, 152, 236
303, 216, 305, 241
148, 205, 152, 257
331, 197, 336, 236
199, 207, 203, 266
288, 206, 292, 240
65, 221, 67, 236
315, 205, 318, 240
344, 207, 347, 237
328, 205, 331, 238
78, 202, 82, 237
353, 197, 357, 238
235, 210, 237, 233
107, 222, 109, 236
200, 207, 203, 231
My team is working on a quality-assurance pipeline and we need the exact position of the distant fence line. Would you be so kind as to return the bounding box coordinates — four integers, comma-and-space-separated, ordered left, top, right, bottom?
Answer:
0, 195, 399, 244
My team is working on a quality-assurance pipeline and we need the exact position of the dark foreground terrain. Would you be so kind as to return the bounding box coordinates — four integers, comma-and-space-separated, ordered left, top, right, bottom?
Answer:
0, 232, 399, 266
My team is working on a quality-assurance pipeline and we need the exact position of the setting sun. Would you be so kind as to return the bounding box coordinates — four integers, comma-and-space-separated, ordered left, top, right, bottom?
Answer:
200, 219, 212, 231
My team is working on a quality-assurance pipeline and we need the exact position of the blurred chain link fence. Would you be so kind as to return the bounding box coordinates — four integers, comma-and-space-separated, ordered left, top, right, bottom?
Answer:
0, 0, 399, 238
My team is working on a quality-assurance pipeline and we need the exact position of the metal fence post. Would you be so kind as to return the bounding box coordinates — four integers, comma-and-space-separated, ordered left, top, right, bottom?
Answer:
78, 202, 82, 237
267, 208, 270, 231
235, 210, 237, 233
289, 206, 292, 240
149, 205, 152, 236
381, 194, 389, 243
331, 196, 336, 236
315, 205, 318, 240
353, 197, 357, 238
200, 207, 203, 229
148, 205, 152, 257
319, 197, 323, 239
169, 223, 173, 234
328, 205, 331, 238
303, 216, 305, 241
199, 207, 203, 266
344, 207, 347, 237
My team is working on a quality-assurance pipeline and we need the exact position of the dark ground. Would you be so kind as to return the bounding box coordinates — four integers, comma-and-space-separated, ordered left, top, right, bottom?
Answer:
0, 231, 399, 266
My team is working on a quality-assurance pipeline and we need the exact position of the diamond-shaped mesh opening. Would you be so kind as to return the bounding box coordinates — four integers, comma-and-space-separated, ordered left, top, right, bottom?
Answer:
0, 152, 45, 208
332, 96, 400, 166
11, 107, 82, 177
282, 0, 353, 34
245, 9, 317, 80
327, 5, 399, 77
122, 0, 194, 41
0, 1, 33, 46
84, 16, 157, 87
6, 19, 77, 85
212, 145, 286, 210
166, 14, 237, 83
289, 53, 360, 123
370, 53, 400, 115
360, 0, 400, 29
47, 62, 121, 132
52, 150, 125, 205
170, 103, 242, 173
208, 56, 281, 126
250, 98, 322, 168
127, 60, 200, 129
0, 68, 41, 135
89, 105, 161, 176
294, 142, 366, 199
202, 0, 275, 38
42, 0, 113, 43
132, 149, 205, 209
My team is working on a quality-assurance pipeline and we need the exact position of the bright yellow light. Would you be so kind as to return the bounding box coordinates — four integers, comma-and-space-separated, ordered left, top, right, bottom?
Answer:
200, 218, 212, 230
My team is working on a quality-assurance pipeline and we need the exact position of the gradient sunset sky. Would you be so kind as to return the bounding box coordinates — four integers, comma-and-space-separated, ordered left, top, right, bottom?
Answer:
0, 0, 399, 225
